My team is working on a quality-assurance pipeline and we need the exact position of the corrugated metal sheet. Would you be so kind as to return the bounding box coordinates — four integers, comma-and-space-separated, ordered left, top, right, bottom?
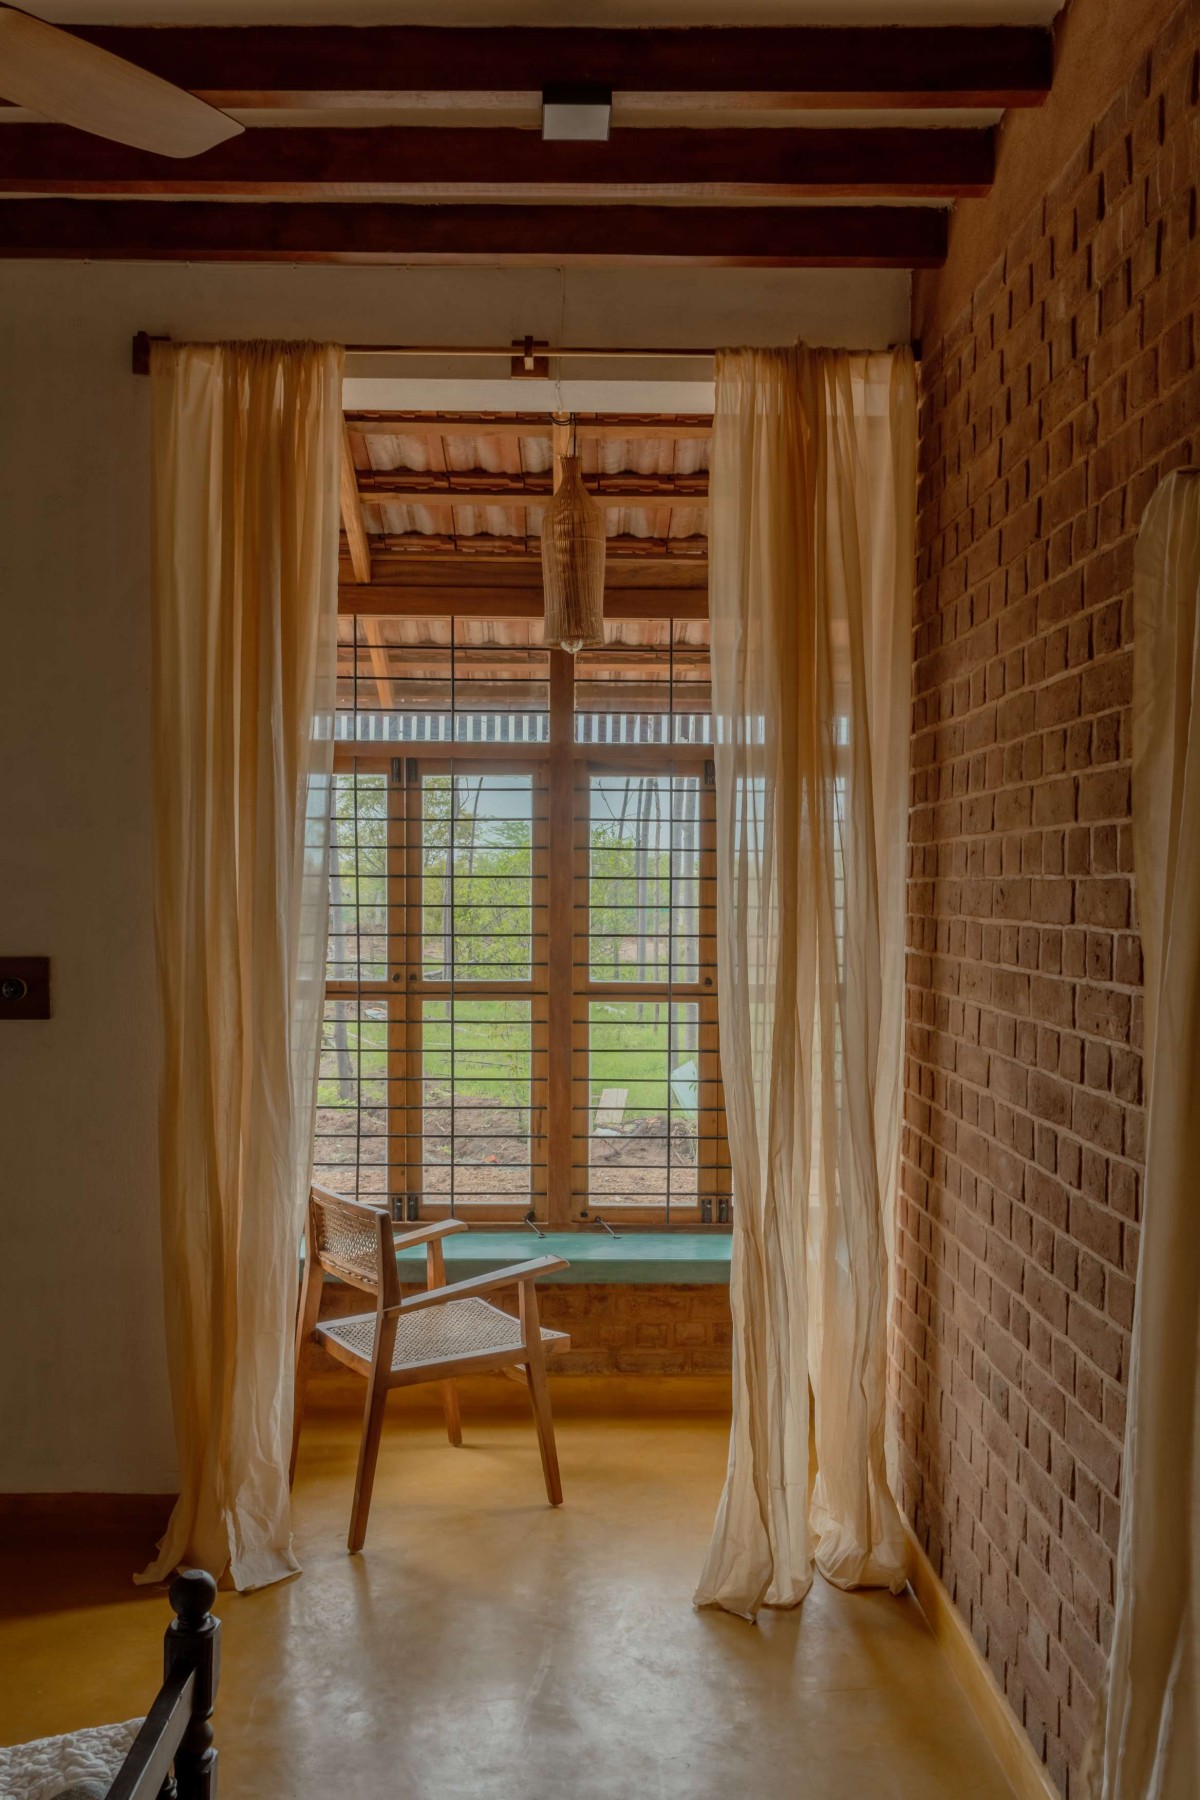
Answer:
351, 421, 710, 556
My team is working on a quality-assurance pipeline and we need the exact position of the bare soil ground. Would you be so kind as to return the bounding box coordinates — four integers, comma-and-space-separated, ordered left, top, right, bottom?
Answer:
314, 1094, 699, 1203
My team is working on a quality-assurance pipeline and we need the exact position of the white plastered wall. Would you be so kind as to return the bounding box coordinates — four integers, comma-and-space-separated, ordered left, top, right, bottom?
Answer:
0, 259, 908, 1491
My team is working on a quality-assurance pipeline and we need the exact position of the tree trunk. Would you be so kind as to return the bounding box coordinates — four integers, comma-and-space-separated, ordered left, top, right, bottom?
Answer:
635, 778, 652, 1018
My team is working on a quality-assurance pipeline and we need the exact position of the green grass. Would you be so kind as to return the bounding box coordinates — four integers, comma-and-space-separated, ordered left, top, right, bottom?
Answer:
589, 1003, 677, 1115
318, 998, 699, 1118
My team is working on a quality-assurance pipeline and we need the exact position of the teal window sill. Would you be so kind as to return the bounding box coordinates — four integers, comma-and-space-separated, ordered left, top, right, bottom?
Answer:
395, 1231, 731, 1286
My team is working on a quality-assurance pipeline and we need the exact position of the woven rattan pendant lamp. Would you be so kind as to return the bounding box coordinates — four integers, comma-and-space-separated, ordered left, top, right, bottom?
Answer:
541, 418, 605, 653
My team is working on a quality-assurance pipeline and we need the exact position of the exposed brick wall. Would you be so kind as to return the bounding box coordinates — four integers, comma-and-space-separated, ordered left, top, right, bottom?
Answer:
893, 3, 1200, 1793
315, 1281, 732, 1376
528, 1283, 732, 1374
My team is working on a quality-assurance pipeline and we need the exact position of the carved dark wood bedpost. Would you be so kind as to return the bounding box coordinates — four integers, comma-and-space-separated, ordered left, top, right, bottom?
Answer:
164, 1570, 220, 1799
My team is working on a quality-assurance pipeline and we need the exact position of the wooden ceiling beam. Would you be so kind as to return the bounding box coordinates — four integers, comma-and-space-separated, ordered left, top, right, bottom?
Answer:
339, 584, 708, 620
344, 651, 712, 674
0, 124, 994, 201
348, 551, 706, 589
0, 201, 947, 266
346, 416, 713, 442
49, 26, 1053, 108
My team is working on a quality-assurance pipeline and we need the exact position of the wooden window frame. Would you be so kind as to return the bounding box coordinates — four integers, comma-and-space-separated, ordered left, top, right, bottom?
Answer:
328, 620, 729, 1232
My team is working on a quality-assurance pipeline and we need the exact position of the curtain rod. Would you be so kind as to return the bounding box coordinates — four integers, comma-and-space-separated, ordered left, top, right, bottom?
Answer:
131, 331, 921, 376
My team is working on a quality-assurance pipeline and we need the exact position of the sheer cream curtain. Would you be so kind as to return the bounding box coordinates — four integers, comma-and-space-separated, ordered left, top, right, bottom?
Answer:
696, 346, 915, 1619
138, 341, 343, 1592
1084, 470, 1200, 1798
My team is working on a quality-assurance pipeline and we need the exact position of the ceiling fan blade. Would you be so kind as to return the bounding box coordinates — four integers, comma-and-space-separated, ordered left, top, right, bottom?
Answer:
0, 5, 243, 157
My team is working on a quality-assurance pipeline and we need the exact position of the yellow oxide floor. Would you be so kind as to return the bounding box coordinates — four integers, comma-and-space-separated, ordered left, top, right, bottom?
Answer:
2, 1376, 1015, 1799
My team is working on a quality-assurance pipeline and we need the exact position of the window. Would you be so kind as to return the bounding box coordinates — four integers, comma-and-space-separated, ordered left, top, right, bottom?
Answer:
314, 609, 729, 1227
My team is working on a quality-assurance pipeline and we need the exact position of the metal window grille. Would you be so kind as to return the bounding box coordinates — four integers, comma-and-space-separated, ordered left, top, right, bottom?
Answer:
316, 612, 728, 1227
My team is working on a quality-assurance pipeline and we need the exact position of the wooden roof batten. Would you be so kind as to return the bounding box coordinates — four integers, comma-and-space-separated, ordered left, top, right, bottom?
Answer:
345, 414, 714, 442
356, 474, 710, 506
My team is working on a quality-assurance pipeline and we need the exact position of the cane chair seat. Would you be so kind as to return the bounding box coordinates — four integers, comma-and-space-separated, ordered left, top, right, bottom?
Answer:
318, 1296, 568, 1374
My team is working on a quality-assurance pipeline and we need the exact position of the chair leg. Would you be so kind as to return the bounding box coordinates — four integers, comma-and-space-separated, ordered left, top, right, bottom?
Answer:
290, 1234, 323, 1488
289, 1348, 308, 1490
442, 1379, 463, 1447
518, 1280, 563, 1506
524, 1355, 563, 1507
348, 1374, 390, 1554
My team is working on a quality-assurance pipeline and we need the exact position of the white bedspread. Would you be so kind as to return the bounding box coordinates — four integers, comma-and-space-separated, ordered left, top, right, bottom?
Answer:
0, 1719, 142, 1800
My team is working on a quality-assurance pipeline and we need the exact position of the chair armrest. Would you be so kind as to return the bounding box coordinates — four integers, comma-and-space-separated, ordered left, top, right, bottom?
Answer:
393, 1255, 569, 1313
390, 1219, 468, 1251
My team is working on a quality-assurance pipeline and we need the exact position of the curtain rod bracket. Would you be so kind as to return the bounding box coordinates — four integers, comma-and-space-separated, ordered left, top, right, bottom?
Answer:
510, 336, 550, 379
132, 331, 168, 375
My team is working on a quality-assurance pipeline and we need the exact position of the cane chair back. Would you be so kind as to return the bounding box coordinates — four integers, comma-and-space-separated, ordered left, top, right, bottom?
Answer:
307, 1184, 399, 1306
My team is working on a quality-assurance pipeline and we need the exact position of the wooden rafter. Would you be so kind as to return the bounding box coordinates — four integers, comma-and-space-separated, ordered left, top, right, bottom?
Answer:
43, 25, 1054, 108
0, 201, 948, 266
339, 421, 372, 584
339, 650, 711, 676
365, 532, 706, 557
357, 614, 397, 709
374, 494, 707, 512
0, 124, 994, 201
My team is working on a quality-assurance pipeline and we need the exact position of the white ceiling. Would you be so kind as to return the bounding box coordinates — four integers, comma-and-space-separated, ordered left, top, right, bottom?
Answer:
35, 3, 1068, 26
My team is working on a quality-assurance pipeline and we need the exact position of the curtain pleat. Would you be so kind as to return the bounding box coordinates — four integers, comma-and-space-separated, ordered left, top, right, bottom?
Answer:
1084, 470, 1200, 1799
139, 340, 342, 1592
695, 346, 915, 1619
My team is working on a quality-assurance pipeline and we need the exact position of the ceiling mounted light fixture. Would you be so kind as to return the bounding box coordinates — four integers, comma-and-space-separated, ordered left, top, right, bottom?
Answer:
542, 419, 606, 656
541, 83, 612, 142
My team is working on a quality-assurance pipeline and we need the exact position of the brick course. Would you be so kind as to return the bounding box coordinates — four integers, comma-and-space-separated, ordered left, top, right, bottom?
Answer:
314, 1280, 732, 1377
894, 4, 1200, 1792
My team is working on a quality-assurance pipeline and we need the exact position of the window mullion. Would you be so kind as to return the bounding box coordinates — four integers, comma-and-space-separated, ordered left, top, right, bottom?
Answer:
547, 649, 575, 1228
400, 758, 423, 1219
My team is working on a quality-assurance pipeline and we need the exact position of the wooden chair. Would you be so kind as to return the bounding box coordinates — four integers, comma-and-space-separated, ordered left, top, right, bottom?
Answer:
291, 1185, 571, 1552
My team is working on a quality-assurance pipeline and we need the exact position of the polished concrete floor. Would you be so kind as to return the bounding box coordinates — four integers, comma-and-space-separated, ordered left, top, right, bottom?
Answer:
2, 1375, 1015, 1799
